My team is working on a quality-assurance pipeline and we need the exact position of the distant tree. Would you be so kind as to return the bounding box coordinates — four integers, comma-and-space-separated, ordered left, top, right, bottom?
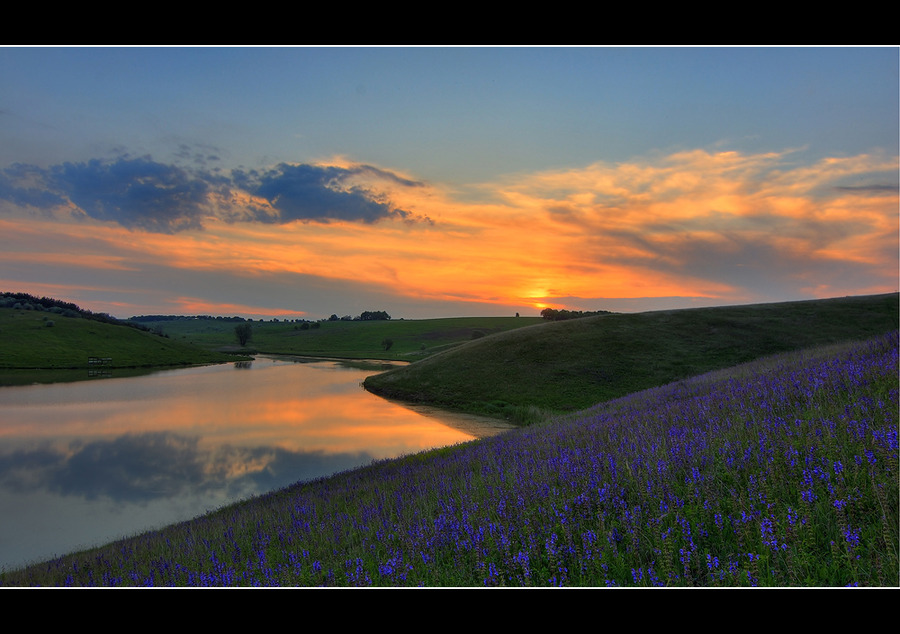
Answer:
381, 338, 394, 351
540, 307, 612, 321
360, 310, 392, 321
235, 323, 253, 346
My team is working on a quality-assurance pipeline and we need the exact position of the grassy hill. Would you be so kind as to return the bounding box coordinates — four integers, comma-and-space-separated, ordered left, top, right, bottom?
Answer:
3, 330, 896, 586
363, 293, 899, 422
0, 306, 246, 373
131, 315, 544, 360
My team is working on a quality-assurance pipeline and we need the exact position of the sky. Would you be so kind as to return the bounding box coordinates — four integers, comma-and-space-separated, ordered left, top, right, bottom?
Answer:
1, 46, 897, 320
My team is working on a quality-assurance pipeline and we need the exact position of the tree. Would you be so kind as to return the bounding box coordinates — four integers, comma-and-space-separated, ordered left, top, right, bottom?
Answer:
381, 338, 394, 351
540, 307, 612, 321
235, 323, 253, 346
540, 308, 559, 321
360, 310, 392, 321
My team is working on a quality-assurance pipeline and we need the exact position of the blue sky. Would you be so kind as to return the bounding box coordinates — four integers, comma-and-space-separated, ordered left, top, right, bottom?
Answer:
1, 46, 897, 319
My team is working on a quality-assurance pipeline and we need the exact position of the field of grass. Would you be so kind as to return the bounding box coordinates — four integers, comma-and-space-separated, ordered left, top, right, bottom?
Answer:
364, 293, 899, 423
3, 330, 896, 586
0, 307, 246, 375
132, 315, 544, 360
2, 293, 897, 586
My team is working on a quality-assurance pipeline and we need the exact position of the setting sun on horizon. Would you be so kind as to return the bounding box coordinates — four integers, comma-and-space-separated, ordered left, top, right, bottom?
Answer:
1, 46, 897, 319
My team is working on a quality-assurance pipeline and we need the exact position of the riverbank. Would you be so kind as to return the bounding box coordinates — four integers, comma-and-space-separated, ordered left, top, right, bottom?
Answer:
4, 331, 896, 586
0, 356, 509, 572
0, 307, 247, 372
2, 293, 897, 585
363, 293, 900, 423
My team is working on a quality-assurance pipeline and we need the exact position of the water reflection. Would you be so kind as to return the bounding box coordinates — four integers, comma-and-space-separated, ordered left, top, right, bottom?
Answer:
0, 357, 514, 571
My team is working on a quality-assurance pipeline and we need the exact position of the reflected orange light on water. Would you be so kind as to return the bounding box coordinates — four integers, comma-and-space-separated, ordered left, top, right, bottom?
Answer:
0, 359, 496, 461
1, 358, 509, 572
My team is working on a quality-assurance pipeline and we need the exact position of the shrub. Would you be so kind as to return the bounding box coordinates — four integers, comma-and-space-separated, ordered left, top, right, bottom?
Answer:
235, 323, 253, 346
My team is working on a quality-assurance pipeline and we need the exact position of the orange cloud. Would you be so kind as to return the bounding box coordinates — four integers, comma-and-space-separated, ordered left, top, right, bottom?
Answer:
2, 148, 896, 316
170, 297, 307, 318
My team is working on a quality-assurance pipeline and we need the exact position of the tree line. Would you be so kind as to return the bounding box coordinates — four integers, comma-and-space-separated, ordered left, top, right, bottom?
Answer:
540, 307, 613, 321
1, 292, 148, 331
130, 314, 247, 322
328, 310, 392, 322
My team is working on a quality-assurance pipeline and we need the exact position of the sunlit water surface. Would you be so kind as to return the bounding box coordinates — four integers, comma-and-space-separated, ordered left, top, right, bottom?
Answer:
0, 356, 513, 572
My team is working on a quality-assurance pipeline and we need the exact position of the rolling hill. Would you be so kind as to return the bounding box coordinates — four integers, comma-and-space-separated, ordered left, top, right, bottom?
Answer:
0, 304, 246, 372
363, 293, 899, 422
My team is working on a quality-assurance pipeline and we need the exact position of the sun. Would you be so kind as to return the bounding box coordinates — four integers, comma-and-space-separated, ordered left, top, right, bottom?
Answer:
520, 283, 555, 312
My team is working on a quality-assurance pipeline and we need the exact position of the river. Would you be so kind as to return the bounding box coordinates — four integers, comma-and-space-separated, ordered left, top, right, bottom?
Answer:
0, 356, 514, 572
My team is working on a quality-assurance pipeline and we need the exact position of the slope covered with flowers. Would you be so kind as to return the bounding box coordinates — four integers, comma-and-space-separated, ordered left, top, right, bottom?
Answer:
4, 332, 897, 587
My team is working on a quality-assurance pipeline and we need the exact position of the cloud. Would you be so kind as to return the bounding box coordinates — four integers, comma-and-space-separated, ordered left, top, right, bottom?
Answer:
0, 156, 427, 233
173, 142, 225, 169
0, 163, 67, 210
49, 157, 211, 232
834, 184, 898, 193
1, 146, 896, 318
245, 162, 417, 224
475, 148, 899, 300
0, 432, 374, 503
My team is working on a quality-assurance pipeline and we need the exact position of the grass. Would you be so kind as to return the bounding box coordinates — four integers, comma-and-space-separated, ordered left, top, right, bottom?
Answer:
1, 292, 897, 586
363, 293, 899, 423
0, 307, 247, 374
2, 330, 896, 586
131, 315, 544, 360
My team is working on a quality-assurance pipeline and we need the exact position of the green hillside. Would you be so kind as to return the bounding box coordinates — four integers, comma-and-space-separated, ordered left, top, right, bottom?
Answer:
132, 315, 544, 360
363, 293, 900, 423
0, 306, 246, 372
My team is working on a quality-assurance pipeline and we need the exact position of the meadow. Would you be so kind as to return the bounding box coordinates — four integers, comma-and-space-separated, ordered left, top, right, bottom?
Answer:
0, 306, 244, 375
364, 294, 900, 423
2, 330, 896, 586
130, 314, 544, 361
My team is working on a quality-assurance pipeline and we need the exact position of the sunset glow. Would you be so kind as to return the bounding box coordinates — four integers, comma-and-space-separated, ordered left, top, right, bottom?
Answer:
1, 47, 896, 318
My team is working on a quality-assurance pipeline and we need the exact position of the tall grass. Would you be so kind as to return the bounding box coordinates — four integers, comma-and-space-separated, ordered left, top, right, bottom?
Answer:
3, 332, 897, 586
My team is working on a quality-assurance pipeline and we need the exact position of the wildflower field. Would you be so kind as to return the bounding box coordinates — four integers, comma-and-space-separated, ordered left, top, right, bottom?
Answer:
3, 331, 897, 587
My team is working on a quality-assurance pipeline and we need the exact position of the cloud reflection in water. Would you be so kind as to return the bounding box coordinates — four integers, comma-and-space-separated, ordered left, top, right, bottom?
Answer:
0, 358, 506, 570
